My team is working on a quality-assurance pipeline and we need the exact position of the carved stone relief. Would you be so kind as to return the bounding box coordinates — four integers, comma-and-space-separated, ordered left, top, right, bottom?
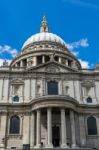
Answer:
45, 65, 60, 73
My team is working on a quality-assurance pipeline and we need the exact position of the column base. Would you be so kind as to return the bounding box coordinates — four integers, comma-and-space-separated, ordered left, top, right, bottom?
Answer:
61, 144, 69, 148
71, 144, 77, 148
46, 144, 53, 148
0, 144, 4, 150
34, 144, 41, 148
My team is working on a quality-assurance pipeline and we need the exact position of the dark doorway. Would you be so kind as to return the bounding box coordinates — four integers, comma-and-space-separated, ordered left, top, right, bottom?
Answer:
52, 126, 60, 147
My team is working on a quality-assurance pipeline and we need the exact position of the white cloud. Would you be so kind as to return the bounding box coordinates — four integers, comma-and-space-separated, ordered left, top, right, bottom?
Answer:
79, 59, 90, 69
0, 59, 11, 66
0, 45, 18, 58
63, 0, 99, 10
66, 38, 89, 50
10, 49, 18, 57
0, 59, 4, 66
71, 50, 79, 56
66, 38, 89, 58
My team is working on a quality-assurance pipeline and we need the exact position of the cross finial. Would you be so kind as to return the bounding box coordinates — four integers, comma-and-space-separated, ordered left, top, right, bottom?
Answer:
40, 16, 49, 33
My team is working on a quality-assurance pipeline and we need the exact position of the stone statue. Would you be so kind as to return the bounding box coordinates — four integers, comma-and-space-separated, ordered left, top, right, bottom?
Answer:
3, 60, 8, 66
50, 52, 55, 61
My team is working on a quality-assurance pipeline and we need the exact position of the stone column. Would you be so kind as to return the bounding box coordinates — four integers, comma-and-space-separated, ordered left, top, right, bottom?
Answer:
3, 78, 9, 102
70, 110, 76, 148
34, 56, 37, 66
42, 56, 45, 63
30, 112, 35, 147
47, 108, 53, 148
59, 57, 62, 63
20, 60, 23, 67
79, 114, 86, 147
66, 59, 68, 66
15, 63, 18, 67
24, 79, 30, 103
61, 108, 69, 148
36, 109, 41, 147
0, 114, 7, 149
22, 115, 30, 145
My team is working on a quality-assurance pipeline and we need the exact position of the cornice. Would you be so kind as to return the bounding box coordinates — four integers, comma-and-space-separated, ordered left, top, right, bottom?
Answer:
0, 68, 99, 77
0, 71, 99, 81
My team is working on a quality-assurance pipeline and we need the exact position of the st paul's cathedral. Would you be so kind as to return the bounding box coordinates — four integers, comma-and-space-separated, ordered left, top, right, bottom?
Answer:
0, 16, 99, 150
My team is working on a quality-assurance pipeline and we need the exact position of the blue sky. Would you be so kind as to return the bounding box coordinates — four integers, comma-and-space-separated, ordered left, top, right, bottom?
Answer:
0, 0, 99, 68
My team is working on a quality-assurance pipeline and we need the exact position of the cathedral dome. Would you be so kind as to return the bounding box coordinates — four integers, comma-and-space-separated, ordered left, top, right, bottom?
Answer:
10, 16, 81, 70
22, 16, 66, 50
22, 32, 66, 49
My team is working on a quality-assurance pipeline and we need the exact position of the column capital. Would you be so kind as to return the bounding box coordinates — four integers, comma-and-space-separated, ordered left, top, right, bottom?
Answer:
47, 107, 52, 111
61, 108, 65, 112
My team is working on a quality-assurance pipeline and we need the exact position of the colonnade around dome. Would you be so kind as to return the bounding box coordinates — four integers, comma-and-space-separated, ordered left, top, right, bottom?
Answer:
11, 53, 79, 70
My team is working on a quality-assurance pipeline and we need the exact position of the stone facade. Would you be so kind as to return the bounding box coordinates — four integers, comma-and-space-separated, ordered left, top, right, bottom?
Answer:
0, 16, 99, 149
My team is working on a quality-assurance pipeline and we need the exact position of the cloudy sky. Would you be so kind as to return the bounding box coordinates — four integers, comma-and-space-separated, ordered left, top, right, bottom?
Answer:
0, 0, 99, 68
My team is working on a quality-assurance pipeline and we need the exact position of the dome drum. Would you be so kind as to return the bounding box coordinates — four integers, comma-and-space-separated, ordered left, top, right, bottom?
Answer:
11, 49, 80, 70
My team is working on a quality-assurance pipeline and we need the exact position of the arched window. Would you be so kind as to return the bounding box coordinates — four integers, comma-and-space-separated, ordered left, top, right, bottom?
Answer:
87, 116, 97, 135
47, 81, 58, 95
86, 97, 92, 103
9, 115, 20, 134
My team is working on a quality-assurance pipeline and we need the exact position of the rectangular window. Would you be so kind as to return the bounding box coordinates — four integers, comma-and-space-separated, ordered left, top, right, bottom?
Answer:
48, 81, 58, 95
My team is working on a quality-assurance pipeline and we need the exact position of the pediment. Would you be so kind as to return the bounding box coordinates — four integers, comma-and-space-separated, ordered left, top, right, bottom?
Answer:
81, 80, 95, 87
10, 79, 24, 85
27, 61, 78, 73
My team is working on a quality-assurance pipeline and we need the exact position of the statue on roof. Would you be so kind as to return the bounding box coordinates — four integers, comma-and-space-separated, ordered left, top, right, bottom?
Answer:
50, 51, 56, 62
3, 60, 8, 66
